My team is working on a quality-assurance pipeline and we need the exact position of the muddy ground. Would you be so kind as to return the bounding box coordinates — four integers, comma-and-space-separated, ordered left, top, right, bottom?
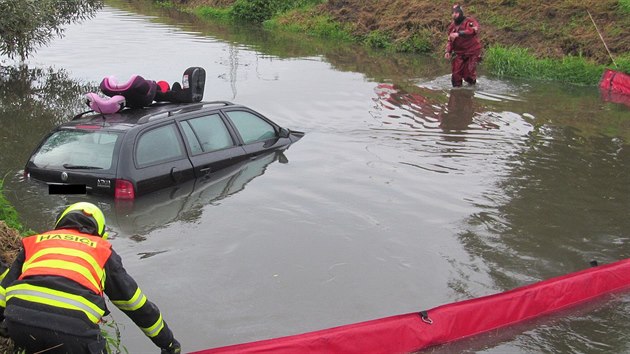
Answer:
0, 221, 21, 265
181, 0, 630, 64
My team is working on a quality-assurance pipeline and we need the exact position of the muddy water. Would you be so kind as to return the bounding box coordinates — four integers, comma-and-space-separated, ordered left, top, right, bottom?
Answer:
1, 2, 629, 353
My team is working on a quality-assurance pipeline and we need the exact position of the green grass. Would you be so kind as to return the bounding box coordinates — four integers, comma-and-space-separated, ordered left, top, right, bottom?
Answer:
620, 0, 630, 13
364, 30, 392, 49
195, 5, 233, 21
483, 45, 607, 85
265, 13, 356, 41
0, 177, 25, 232
195, 0, 327, 26
485, 13, 521, 31
613, 53, 630, 72
394, 30, 434, 53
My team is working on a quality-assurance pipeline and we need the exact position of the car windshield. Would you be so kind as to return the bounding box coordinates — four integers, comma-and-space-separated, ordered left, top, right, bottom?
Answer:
32, 129, 121, 170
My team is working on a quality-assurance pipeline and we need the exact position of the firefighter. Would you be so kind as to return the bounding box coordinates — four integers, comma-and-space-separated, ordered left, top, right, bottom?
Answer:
0, 202, 180, 354
444, 4, 483, 87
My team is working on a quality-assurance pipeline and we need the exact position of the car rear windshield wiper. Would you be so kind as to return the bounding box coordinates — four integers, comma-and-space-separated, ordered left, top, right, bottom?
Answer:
62, 164, 103, 170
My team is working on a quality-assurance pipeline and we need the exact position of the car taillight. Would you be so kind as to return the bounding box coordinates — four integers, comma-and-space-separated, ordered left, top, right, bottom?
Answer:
115, 179, 135, 200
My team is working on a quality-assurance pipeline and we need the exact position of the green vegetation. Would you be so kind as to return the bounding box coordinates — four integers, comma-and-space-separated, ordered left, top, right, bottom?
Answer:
264, 11, 356, 42
0, 0, 102, 60
195, 5, 232, 21
484, 46, 630, 85
0, 178, 26, 233
483, 46, 605, 85
620, 0, 630, 13
395, 31, 434, 54
193, 0, 324, 23
101, 317, 128, 354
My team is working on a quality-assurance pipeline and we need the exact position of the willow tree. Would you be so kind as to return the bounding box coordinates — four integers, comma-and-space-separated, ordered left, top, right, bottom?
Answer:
0, 0, 103, 60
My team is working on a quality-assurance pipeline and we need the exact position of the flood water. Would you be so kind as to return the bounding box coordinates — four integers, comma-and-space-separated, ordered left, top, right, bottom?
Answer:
1, 1, 629, 353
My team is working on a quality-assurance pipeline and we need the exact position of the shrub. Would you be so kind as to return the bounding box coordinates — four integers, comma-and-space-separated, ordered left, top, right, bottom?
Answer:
364, 31, 392, 49
232, 0, 323, 23
395, 31, 434, 53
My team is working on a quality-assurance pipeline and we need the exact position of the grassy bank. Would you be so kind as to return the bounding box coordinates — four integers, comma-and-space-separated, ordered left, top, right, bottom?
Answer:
483, 46, 630, 85
0, 179, 28, 235
161, 0, 630, 85
0, 179, 23, 354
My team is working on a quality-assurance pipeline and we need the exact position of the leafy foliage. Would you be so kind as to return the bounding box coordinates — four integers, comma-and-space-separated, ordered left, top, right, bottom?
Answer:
101, 316, 128, 354
232, 0, 323, 23
0, 0, 103, 60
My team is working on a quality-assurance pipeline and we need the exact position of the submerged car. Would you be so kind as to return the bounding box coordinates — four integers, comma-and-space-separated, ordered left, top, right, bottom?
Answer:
25, 101, 304, 199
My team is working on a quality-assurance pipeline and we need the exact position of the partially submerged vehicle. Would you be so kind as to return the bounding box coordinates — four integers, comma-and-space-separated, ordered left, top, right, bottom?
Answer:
25, 67, 304, 199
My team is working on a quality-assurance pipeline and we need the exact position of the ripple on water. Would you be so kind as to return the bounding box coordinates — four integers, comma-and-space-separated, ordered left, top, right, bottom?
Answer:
368, 82, 533, 175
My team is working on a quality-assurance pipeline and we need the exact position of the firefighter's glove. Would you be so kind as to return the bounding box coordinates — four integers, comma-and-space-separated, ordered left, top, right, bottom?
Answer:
0, 320, 8, 338
161, 339, 181, 354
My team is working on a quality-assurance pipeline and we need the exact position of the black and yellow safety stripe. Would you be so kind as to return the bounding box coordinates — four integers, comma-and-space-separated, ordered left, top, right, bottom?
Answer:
5, 283, 105, 323
111, 287, 147, 311
142, 313, 165, 338
112, 287, 165, 338
0, 267, 8, 308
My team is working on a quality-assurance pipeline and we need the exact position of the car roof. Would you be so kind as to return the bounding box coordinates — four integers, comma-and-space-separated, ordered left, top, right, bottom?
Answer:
62, 101, 241, 132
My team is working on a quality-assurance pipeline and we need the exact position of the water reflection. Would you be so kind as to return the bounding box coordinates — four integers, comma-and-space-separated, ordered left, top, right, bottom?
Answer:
108, 150, 285, 239
373, 83, 500, 138
451, 128, 630, 351
104, 0, 445, 84
0, 65, 96, 173
439, 88, 475, 133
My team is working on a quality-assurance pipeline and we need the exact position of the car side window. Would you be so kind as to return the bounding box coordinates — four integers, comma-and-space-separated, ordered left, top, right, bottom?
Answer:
182, 114, 234, 154
180, 121, 203, 155
136, 124, 184, 167
225, 111, 276, 144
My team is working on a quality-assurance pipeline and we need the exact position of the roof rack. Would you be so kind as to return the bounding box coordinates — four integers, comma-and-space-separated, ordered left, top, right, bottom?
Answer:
202, 101, 234, 106
136, 101, 235, 124
72, 110, 96, 121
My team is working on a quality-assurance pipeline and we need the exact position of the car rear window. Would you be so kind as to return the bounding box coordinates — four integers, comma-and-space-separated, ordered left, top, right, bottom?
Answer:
32, 130, 121, 170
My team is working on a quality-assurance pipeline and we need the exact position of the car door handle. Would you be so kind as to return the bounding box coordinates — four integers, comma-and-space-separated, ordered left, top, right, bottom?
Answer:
200, 167, 211, 174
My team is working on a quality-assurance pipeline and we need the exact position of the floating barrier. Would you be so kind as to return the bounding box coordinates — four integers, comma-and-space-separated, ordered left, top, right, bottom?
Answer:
191, 258, 630, 354
600, 69, 630, 108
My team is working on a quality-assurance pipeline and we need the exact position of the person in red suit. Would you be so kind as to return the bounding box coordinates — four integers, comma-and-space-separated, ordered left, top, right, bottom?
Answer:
444, 4, 483, 87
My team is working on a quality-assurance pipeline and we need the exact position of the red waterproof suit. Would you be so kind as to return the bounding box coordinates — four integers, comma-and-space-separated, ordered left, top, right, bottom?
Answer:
446, 16, 482, 87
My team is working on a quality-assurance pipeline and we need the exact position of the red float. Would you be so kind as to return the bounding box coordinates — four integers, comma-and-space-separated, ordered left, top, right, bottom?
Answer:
600, 68, 630, 108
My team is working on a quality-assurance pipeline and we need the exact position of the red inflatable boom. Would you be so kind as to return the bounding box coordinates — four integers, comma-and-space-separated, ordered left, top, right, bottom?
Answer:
191, 259, 630, 354
600, 68, 630, 108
